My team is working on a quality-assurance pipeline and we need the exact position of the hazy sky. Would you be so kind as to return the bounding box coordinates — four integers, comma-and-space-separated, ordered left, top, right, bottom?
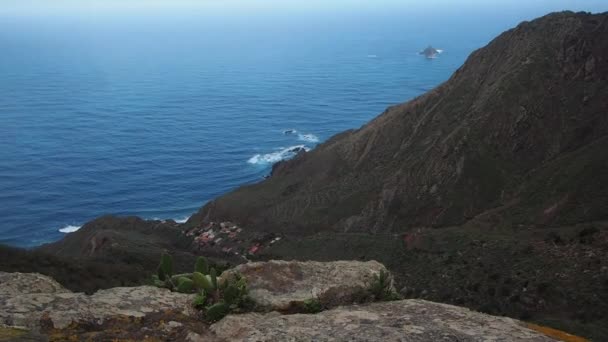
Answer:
2, 0, 607, 16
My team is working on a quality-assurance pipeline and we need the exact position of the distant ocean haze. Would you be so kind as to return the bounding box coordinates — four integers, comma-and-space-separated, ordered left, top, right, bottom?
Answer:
0, 6, 557, 247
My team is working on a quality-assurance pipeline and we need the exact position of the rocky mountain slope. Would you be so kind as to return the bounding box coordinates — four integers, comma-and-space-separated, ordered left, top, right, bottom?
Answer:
189, 11, 608, 233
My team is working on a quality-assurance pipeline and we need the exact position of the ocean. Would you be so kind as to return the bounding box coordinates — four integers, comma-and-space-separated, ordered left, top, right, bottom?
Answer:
2, 3, 604, 247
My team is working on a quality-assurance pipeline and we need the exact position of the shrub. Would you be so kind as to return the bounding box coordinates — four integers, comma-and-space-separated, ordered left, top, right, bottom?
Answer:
545, 231, 564, 245
369, 269, 402, 301
193, 293, 206, 310
302, 298, 323, 314
579, 227, 599, 244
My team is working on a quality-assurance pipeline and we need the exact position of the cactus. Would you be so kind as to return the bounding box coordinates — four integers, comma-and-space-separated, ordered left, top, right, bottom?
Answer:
193, 272, 215, 293
205, 301, 229, 322
177, 277, 194, 293
157, 267, 166, 281
195, 256, 209, 275
223, 284, 239, 305
152, 253, 249, 322
193, 270, 250, 321
158, 253, 173, 281
210, 268, 218, 289
170, 273, 192, 285
151, 274, 165, 288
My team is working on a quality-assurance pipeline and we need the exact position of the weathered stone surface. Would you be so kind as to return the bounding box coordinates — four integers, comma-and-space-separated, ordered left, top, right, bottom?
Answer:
221, 260, 393, 311
0, 273, 195, 332
43, 311, 219, 342
212, 299, 557, 341
0, 272, 68, 296
1, 269, 587, 341
0, 327, 47, 342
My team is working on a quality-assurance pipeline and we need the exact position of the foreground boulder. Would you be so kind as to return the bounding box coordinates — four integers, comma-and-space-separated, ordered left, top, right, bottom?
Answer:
0, 272, 68, 296
212, 299, 558, 341
0, 272, 195, 332
221, 260, 392, 312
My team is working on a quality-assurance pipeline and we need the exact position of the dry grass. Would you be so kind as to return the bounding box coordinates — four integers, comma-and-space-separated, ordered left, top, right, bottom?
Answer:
527, 323, 589, 342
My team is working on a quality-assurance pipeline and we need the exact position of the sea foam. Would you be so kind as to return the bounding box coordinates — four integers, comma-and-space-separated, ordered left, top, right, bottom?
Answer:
59, 215, 189, 234
175, 216, 189, 224
59, 225, 81, 233
298, 133, 320, 143
248, 145, 310, 165
152, 216, 191, 223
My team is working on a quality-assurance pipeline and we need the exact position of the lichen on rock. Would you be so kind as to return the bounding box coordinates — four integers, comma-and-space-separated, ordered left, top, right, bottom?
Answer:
0, 272, 195, 333
0, 272, 68, 296
211, 299, 557, 341
220, 260, 394, 312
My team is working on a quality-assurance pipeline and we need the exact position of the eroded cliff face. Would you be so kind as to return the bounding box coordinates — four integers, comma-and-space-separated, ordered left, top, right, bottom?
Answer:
189, 11, 608, 234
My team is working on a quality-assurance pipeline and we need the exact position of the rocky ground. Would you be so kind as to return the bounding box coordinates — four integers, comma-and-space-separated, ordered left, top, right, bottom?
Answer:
0, 261, 586, 342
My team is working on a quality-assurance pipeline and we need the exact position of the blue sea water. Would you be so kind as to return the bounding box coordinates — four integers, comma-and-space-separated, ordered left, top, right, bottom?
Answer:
1, 3, 605, 247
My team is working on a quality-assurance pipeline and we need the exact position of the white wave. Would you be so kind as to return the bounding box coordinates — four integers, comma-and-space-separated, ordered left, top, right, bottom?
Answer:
175, 216, 189, 223
436, 49, 444, 53
298, 133, 319, 143
248, 145, 310, 165
367, 54, 377, 58
152, 216, 190, 223
59, 225, 81, 233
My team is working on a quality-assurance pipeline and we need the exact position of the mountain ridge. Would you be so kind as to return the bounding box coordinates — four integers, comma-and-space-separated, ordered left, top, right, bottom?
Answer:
188, 10, 608, 234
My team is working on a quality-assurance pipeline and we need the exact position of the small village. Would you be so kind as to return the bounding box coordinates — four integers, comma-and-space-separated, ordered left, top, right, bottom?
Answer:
185, 221, 282, 261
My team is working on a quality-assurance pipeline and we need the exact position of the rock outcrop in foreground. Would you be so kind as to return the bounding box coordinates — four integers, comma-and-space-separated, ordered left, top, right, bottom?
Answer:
221, 260, 393, 311
212, 300, 554, 341
0, 261, 584, 341
0, 272, 201, 341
